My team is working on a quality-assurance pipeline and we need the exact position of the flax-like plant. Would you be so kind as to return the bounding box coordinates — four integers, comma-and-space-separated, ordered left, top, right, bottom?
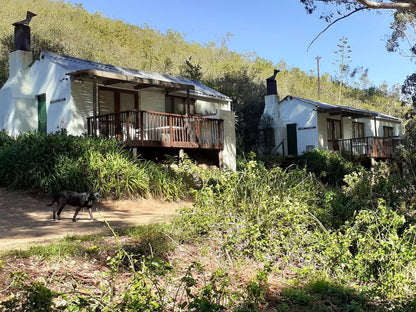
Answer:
140, 160, 195, 200
0, 132, 154, 199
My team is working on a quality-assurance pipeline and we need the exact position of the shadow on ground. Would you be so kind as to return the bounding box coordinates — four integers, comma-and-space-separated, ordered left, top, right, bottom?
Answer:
0, 188, 189, 250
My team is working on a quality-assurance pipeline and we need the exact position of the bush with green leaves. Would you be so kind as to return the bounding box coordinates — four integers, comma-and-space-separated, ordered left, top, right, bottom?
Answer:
296, 149, 363, 186
321, 200, 416, 299
0, 130, 12, 149
341, 161, 407, 210
173, 158, 330, 263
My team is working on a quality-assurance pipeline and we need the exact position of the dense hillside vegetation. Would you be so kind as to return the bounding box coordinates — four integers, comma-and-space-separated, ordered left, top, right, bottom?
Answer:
0, 0, 408, 152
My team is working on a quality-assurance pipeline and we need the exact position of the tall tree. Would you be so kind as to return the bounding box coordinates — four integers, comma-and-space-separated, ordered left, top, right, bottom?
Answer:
334, 36, 352, 103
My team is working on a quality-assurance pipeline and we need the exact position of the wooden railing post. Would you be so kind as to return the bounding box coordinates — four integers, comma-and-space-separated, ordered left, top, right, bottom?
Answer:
126, 111, 130, 141
196, 119, 200, 146
140, 111, 144, 142
87, 110, 226, 150
169, 115, 173, 145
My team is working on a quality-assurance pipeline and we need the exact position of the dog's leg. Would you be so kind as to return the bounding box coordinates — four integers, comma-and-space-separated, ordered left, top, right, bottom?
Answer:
56, 205, 65, 220
72, 207, 82, 222
87, 207, 94, 221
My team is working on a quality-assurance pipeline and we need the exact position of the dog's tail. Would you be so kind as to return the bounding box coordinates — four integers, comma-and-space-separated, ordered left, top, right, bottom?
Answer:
46, 194, 58, 206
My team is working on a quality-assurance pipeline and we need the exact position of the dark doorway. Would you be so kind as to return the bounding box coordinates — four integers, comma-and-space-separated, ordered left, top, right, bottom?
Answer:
327, 119, 341, 151
37, 94, 47, 134
287, 123, 298, 156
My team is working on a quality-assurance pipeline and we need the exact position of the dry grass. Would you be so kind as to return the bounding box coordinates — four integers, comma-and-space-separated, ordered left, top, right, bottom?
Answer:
0, 234, 291, 310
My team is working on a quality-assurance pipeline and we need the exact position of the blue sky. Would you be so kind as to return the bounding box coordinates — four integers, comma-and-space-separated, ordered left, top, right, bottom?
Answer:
73, 0, 415, 89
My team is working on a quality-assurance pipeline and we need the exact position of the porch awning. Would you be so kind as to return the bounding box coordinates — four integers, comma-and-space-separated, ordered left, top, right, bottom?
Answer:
67, 69, 195, 92
317, 107, 376, 119
316, 106, 399, 122
290, 96, 401, 123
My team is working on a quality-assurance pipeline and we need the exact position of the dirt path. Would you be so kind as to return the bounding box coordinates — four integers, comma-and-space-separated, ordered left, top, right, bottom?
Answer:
0, 188, 191, 250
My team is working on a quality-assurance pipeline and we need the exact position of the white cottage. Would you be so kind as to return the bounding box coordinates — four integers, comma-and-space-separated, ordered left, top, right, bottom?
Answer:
0, 17, 236, 170
259, 72, 402, 158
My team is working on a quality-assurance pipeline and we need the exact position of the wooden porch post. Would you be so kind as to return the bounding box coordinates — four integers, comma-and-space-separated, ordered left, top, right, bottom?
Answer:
92, 78, 98, 136
373, 116, 378, 157
186, 89, 190, 115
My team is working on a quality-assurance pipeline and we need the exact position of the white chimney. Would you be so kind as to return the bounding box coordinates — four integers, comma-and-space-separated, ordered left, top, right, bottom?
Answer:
9, 50, 33, 78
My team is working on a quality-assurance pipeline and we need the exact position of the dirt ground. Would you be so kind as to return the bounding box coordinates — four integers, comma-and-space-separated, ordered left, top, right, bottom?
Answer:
0, 188, 191, 250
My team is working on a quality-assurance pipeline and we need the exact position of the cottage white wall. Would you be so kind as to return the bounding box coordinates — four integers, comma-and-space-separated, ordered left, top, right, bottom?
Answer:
317, 113, 328, 149
343, 118, 353, 139
0, 87, 15, 133
279, 98, 319, 155
0, 51, 73, 136
68, 81, 94, 135
139, 90, 165, 112
217, 110, 236, 171
14, 98, 37, 132
380, 120, 402, 136
354, 117, 401, 137
195, 99, 229, 114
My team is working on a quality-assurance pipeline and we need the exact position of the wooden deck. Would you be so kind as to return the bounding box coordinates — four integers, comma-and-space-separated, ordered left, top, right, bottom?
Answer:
337, 136, 401, 158
87, 110, 224, 150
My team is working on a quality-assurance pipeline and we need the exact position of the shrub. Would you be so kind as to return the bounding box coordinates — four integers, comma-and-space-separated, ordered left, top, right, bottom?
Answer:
173, 159, 329, 263
342, 161, 407, 211
0, 130, 12, 149
323, 201, 416, 298
296, 149, 362, 186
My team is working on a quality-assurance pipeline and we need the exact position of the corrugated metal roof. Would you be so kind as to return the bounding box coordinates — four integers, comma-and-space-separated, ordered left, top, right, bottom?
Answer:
41, 51, 231, 101
284, 96, 401, 122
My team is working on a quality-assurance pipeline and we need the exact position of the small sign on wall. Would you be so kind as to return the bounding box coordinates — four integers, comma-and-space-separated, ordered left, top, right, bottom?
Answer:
298, 126, 316, 130
50, 98, 66, 104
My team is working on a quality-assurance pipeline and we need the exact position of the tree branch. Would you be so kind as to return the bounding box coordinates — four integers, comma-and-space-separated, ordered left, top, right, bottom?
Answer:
357, 0, 416, 11
307, 7, 367, 51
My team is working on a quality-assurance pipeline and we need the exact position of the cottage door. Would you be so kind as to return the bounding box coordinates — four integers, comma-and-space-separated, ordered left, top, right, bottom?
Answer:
327, 119, 341, 151
287, 123, 298, 156
37, 94, 47, 134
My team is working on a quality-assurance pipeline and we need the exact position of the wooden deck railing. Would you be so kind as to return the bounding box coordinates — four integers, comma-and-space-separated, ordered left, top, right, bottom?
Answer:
338, 136, 401, 158
87, 110, 224, 150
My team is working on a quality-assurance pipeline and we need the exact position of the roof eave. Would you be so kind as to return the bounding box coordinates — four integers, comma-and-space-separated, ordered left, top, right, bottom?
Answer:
67, 69, 195, 91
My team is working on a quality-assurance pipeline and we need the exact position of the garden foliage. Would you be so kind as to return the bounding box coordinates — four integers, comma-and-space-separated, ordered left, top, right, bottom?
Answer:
173, 154, 416, 305
0, 131, 194, 200
2, 132, 416, 309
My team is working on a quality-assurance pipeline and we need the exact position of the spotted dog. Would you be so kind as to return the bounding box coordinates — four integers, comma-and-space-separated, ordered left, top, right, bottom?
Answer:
47, 191, 100, 222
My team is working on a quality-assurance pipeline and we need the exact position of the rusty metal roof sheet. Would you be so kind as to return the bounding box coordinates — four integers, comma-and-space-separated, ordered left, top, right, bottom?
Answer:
41, 51, 231, 101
